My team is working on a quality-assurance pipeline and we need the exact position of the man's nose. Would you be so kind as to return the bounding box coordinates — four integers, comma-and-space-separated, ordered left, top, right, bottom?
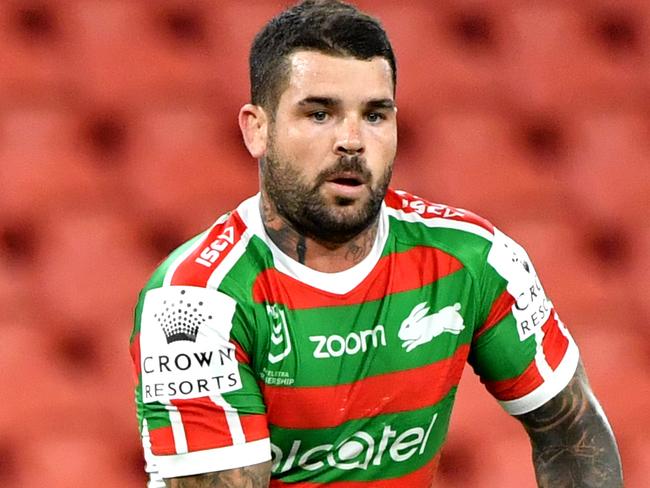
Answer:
334, 116, 364, 156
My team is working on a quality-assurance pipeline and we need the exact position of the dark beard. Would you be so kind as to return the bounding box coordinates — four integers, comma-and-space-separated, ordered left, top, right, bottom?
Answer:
262, 152, 392, 244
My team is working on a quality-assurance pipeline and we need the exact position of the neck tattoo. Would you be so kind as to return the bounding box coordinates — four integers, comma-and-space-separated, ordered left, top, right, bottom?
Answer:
296, 235, 307, 264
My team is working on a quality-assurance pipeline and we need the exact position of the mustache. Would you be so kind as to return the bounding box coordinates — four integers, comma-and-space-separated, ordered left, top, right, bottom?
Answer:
315, 156, 372, 186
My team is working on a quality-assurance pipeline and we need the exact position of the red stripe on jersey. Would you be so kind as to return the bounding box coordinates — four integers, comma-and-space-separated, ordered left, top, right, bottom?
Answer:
474, 290, 515, 339
130, 332, 141, 383
484, 359, 544, 401
170, 212, 247, 287
240, 414, 270, 443
149, 426, 176, 455
171, 397, 233, 451
269, 452, 440, 487
542, 314, 569, 371
232, 339, 250, 364
384, 189, 494, 233
264, 345, 469, 429
253, 246, 463, 309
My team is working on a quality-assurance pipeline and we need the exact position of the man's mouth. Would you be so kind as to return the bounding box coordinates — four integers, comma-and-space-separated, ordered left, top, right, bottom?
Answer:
326, 172, 366, 187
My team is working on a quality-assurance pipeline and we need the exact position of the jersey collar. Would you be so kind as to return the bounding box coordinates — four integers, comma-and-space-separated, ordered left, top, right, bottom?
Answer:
237, 193, 389, 295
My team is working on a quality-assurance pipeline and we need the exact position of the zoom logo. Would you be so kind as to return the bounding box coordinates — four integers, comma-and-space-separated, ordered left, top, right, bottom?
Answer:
309, 325, 386, 359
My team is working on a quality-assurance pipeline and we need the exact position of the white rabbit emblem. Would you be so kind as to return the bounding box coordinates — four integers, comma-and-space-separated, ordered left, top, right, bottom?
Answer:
398, 302, 465, 352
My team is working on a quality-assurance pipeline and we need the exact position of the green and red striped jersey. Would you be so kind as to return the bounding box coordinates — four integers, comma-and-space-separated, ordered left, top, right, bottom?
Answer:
130, 189, 579, 487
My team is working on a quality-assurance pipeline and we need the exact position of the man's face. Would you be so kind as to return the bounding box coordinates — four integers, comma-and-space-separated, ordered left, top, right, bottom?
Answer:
262, 50, 397, 243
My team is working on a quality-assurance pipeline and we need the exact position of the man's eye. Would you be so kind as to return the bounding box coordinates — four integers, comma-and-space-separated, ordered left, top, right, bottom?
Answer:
310, 111, 329, 122
366, 112, 385, 123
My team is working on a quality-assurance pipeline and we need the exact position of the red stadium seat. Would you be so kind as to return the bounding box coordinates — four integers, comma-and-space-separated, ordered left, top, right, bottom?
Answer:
0, 107, 108, 215
0, 1, 73, 96
501, 4, 644, 112
358, 1, 504, 117
203, 2, 284, 115
21, 434, 143, 488
394, 110, 566, 224
502, 219, 628, 326
562, 111, 650, 228
1, 316, 144, 487
30, 206, 153, 326
0, 320, 81, 434
624, 225, 650, 321
0, 259, 29, 323
1, 1, 648, 485
62, 0, 228, 105
577, 324, 650, 440
122, 104, 258, 236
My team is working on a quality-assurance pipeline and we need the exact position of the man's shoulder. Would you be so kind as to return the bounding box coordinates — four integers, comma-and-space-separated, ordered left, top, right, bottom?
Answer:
384, 188, 495, 244
143, 195, 265, 294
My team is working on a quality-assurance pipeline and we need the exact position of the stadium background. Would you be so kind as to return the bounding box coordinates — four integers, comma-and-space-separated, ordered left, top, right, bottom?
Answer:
1, 0, 648, 486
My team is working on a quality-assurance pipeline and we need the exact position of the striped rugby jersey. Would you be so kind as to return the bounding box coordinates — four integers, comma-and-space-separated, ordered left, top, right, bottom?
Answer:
130, 188, 579, 487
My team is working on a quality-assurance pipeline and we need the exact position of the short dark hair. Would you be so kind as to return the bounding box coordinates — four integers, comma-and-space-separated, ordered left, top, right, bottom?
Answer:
249, 0, 396, 114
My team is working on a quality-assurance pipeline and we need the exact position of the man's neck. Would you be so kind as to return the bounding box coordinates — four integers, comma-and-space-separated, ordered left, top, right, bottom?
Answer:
259, 195, 379, 273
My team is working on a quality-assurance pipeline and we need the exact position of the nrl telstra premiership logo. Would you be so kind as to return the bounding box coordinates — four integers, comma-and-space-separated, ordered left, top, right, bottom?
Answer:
267, 304, 292, 364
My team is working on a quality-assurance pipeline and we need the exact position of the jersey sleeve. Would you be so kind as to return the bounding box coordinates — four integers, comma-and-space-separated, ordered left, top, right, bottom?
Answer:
131, 285, 270, 480
468, 227, 580, 415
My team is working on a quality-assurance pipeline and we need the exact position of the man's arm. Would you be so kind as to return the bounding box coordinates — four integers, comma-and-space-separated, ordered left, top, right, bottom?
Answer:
515, 361, 623, 487
165, 461, 272, 488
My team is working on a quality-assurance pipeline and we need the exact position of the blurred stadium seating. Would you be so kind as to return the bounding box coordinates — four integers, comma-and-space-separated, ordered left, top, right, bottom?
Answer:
0, 1, 647, 486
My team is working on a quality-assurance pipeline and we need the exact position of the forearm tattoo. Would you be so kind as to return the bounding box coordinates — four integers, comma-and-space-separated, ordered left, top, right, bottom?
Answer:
516, 362, 623, 487
165, 461, 272, 488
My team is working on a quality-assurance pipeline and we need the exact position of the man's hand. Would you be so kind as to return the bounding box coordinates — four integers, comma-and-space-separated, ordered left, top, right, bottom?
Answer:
516, 361, 623, 487
165, 460, 272, 488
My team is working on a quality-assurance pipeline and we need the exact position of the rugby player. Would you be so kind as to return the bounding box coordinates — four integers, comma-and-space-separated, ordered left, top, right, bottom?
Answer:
130, 1, 623, 486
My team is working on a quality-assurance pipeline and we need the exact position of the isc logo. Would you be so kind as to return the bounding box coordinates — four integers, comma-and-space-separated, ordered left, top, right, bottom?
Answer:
194, 226, 235, 268
401, 198, 465, 219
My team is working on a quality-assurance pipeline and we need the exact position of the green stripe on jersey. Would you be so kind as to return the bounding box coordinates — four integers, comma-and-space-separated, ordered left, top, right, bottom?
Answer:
270, 270, 474, 387
270, 390, 455, 483
469, 314, 538, 381
387, 217, 491, 272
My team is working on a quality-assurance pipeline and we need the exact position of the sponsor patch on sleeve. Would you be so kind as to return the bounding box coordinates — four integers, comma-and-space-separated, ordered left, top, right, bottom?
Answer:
487, 228, 552, 341
140, 286, 243, 403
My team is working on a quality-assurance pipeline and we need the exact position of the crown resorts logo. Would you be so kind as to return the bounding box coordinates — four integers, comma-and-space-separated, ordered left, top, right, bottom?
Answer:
153, 289, 212, 343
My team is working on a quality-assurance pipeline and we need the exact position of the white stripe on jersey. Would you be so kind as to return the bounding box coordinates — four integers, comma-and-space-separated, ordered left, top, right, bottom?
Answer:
385, 206, 494, 242
162, 230, 211, 287
200, 216, 252, 443
500, 317, 580, 415
210, 394, 246, 444
534, 323, 554, 382
142, 419, 166, 488
167, 405, 189, 454
206, 227, 253, 290
156, 438, 271, 479
163, 211, 232, 286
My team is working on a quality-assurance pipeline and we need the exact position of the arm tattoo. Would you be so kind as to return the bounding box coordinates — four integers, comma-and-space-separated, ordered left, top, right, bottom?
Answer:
516, 362, 623, 487
165, 461, 271, 488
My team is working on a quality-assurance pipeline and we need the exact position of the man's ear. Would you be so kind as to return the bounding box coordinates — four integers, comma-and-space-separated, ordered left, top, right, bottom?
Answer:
239, 104, 269, 159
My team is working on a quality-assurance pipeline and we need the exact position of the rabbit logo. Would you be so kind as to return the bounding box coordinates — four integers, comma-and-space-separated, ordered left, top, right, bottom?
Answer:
398, 302, 465, 352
